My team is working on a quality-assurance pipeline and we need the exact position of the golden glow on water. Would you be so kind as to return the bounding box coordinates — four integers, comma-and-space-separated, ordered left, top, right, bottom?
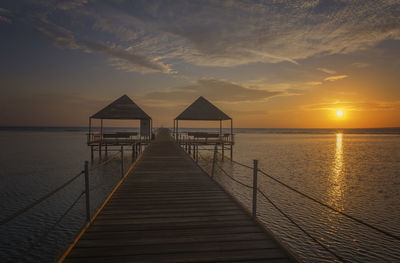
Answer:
329, 133, 344, 210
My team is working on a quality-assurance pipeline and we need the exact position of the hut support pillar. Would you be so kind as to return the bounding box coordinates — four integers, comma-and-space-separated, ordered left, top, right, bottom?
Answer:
88, 118, 92, 144
230, 119, 233, 161
99, 119, 103, 161
222, 143, 224, 161
176, 120, 179, 140
90, 146, 94, 162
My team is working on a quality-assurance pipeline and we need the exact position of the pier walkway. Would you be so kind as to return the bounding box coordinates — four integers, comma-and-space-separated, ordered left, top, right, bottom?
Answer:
63, 128, 294, 262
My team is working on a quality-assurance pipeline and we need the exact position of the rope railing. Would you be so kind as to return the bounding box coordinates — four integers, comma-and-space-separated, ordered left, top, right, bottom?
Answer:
17, 190, 85, 262
256, 169, 400, 241
0, 171, 84, 225
90, 151, 121, 172
214, 161, 253, 189
204, 154, 347, 262
195, 146, 400, 262
205, 149, 400, 241
2, 145, 133, 261
256, 188, 348, 263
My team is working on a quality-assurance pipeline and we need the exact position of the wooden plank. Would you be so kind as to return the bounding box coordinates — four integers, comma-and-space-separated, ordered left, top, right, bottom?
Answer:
65, 248, 288, 263
62, 128, 295, 262
69, 240, 279, 257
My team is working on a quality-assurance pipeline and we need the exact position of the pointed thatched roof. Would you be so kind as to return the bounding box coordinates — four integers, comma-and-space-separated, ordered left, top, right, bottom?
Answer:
175, 96, 231, 120
91, 95, 151, 120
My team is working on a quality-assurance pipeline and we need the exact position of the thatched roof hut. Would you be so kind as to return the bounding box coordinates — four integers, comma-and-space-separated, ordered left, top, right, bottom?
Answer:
89, 95, 152, 141
91, 95, 151, 120
174, 96, 232, 138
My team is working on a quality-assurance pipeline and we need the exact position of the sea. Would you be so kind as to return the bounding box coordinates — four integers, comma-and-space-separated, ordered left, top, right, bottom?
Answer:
0, 127, 399, 262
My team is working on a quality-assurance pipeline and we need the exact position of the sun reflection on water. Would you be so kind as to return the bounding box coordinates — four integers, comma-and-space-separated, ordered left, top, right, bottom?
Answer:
329, 133, 345, 210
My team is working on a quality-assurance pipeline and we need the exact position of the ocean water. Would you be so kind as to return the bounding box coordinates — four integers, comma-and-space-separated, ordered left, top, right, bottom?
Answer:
0, 127, 399, 262
0, 128, 134, 262
197, 131, 400, 262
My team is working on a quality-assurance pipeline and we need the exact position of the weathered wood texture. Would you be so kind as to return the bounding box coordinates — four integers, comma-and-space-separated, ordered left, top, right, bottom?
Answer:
64, 128, 294, 262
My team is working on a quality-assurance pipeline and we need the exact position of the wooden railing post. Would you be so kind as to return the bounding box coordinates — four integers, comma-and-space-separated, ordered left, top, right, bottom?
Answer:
84, 161, 90, 222
252, 160, 258, 219
211, 144, 218, 178
120, 146, 124, 178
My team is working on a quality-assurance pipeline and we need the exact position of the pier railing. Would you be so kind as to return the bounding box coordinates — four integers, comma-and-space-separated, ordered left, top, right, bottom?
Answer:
0, 147, 131, 262
193, 146, 400, 263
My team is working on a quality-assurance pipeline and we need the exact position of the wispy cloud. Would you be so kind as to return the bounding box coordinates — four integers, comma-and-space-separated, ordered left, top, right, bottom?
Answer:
317, 68, 336, 74
35, 17, 171, 73
324, 75, 349, 82
307, 81, 323, 86
352, 62, 371, 68
57, 0, 88, 10
304, 100, 400, 111
143, 79, 282, 103
2, 0, 400, 71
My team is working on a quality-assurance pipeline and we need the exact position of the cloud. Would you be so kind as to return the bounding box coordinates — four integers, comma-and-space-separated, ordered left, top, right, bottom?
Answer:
35, 17, 171, 73
306, 81, 323, 86
57, 0, 88, 10
324, 75, 349, 82
4, 1, 400, 69
304, 101, 400, 111
317, 68, 336, 74
352, 62, 370, 68
143, 79, 282, 103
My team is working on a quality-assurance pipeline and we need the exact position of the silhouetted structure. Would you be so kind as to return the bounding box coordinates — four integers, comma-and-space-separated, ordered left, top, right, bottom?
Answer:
88, 95, 152, 161
173, 96, 234, 160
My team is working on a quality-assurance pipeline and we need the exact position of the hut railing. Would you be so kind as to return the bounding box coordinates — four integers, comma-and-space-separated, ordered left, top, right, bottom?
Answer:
175, 131, 234, 144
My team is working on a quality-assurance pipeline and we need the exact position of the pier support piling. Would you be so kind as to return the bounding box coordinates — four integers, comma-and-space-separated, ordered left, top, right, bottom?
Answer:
211, 144, 217, 178
84, 161, 90, 222
120, 146, 124, 178
252, 159, 258, 219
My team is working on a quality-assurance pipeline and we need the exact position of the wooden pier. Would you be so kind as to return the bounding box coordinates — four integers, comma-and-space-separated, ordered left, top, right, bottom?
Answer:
62, 128, 295, 262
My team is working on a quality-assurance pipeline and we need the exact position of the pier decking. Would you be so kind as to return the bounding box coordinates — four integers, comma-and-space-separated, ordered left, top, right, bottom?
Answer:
63, 128, 294, 262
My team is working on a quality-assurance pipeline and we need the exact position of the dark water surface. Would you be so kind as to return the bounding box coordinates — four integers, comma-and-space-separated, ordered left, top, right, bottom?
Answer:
0, 127, 399, 262
198, 132, 400, 262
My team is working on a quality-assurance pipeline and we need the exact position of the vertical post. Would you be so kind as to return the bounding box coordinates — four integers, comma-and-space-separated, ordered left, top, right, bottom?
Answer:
176, 120, 179, 140
230, 119, 233, 161
90, 146, 94, 162
196, 145, 199, 162
222, 143, 224, 161
173, 120, 175, 138
150, 119, 152, 141
219, 120, 222, 137
120, 146, 124, 178
99, 119, 103, 161
252, 160, 258, 219
88, 117, 92, 144
84, 161, 90, 222
135, 143, 138, 158
211, 144, 218, 178
132, 144, 134, 162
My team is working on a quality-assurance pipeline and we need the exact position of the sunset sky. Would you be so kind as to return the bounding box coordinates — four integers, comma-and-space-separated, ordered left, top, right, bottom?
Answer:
1, 0, 399, 128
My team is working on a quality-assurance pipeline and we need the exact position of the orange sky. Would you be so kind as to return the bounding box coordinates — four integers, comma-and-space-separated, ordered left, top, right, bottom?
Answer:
0, 1, 399, 128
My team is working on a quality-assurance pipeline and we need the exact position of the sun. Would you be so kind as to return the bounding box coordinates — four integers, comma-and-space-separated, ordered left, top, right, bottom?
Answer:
336, 110, 344, 118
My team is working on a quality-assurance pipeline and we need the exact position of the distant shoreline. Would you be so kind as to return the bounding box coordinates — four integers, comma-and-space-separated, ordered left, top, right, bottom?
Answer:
1, 126, 399, 134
